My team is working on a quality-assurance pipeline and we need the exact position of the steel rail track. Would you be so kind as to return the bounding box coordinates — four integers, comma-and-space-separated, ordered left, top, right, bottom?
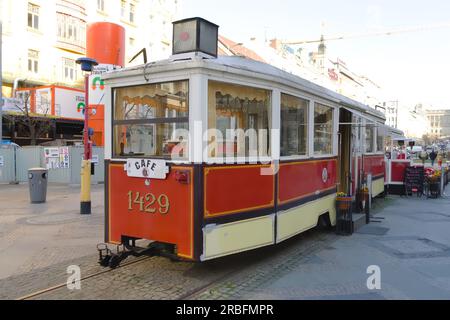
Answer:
16, 231, 336, 300
16, 256, 154, 300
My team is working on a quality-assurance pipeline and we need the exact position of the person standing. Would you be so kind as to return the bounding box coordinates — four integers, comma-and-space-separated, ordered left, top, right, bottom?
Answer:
429, 149, 437, 167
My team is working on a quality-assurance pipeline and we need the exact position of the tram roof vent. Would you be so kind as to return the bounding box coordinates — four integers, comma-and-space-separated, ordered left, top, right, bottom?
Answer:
171, 17, 219, 60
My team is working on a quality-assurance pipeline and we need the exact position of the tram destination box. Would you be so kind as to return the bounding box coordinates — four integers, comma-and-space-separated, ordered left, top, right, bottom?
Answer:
172, 17, 219, 57
125, 159, 169, 179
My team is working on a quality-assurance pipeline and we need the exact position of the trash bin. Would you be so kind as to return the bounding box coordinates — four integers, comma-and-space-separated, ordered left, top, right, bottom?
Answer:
28, 168, 48, 203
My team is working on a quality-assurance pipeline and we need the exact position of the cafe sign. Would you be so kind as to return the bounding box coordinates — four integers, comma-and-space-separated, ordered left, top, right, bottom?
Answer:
125, 159, 169, 179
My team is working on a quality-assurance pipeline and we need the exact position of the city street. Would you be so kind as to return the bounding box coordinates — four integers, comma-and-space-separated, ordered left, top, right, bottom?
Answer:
0, 183, 449, 300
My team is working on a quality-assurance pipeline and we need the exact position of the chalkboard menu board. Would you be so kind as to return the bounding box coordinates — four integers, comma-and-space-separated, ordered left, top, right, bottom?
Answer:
404, 166, 424, 195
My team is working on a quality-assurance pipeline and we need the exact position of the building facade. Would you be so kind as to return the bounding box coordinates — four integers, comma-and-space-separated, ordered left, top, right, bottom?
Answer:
251, 37, 385, 112
1, 0, 181, 98
383, 100, 399, 128
426, 109, 450, 139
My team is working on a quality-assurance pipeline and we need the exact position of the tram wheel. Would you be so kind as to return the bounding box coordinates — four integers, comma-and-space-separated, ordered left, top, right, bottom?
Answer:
317, 213, 332, 231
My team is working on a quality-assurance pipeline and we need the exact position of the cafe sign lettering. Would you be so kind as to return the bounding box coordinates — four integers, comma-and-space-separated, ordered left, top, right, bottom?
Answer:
125, 159, 169, 179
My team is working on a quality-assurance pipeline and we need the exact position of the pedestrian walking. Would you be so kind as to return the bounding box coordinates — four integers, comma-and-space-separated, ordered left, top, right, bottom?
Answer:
429, 149, 437, 166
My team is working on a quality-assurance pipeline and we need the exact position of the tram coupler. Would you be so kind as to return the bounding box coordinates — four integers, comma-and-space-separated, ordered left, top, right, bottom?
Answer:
96, 241, 160, 269
97, 243, 113, 267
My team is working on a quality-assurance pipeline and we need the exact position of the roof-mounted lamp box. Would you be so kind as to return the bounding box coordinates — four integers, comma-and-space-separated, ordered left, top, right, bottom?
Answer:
172, 17, 219, 58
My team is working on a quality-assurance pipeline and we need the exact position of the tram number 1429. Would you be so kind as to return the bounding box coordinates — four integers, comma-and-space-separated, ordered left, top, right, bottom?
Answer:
127, 191, 170, 215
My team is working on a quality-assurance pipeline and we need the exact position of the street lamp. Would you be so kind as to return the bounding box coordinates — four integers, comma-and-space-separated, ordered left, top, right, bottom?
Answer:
76, 57, 98, 215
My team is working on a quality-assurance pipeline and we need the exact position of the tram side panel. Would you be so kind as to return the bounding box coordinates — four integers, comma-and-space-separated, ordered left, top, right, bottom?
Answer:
105, 161, 196, 260
201, 164, 276, 261
276, 158, 338, 243
362, 154, 385, 197
200, 160, 337, 261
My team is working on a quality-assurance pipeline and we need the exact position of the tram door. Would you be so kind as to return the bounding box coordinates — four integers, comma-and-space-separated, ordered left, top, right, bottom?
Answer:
338, 109, 352, 194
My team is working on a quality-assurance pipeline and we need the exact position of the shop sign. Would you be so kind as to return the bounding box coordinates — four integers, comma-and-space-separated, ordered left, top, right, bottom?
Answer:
125, 159, 169, 179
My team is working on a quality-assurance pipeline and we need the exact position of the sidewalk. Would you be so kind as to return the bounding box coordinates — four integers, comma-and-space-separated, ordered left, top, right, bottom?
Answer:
239, 192, 450, 299
0, 183, 104, 280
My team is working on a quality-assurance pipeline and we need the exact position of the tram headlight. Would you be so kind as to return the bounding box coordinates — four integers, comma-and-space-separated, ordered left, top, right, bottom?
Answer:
172, 17, 219, 58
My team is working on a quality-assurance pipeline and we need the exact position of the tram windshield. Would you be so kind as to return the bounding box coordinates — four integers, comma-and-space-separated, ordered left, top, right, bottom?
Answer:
112, 80, 189, 159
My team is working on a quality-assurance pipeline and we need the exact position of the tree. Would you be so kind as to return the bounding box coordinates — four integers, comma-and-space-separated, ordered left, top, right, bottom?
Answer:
4, 91, 53, 145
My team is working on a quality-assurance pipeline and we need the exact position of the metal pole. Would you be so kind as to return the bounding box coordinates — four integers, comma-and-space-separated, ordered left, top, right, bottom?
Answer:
83, 74, 90, 160
76, 57, 97, 215
80, 73, 91, 215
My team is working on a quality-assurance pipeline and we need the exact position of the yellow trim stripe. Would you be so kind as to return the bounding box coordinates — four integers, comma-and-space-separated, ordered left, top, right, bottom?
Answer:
278, 185, 337, 205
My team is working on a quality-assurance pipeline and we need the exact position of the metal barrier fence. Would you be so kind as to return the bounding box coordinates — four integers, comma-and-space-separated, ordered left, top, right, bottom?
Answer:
0, 145, 104, 184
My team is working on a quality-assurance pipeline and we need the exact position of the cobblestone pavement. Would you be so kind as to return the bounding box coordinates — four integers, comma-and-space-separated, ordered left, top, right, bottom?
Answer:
1, 182, 450, 300
0, 225, 332, 300
191, 193, 450, 300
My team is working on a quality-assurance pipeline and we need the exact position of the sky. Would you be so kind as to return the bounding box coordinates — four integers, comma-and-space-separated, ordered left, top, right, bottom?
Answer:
182, 0, 450, 109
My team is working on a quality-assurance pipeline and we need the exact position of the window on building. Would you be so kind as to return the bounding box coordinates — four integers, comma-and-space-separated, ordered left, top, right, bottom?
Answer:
97, 0, 105, 11
280, 93, 308, 157
208, 81, 271, 159
62, 58, 77, 82
27, 3, 39, 30
56, 13, 86, 49
113, 81, 189, 159
121, 0, 126, 18
365, 124, 375, 153
313, 103, 334, 155
28, 49, 39, 73
129, 3, 135, 23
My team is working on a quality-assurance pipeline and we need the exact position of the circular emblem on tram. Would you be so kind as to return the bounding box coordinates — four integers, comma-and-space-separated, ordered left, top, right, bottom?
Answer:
322, 168, 328, 183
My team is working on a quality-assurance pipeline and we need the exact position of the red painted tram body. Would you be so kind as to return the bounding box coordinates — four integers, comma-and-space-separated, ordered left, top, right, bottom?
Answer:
100, 21, 396, 262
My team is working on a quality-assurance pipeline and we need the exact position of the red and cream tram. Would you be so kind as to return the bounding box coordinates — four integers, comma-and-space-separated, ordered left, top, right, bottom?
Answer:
100, 18, 396, 265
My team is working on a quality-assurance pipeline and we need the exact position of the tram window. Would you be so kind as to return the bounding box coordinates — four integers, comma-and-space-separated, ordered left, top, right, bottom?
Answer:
112, 80, 189, 159
280, 93, 308, 156
384, 135, 392, 153
376, 128, 384, 152
313, 103, 333, 155
365, 125, 375, 153
208, 81, 271, 158
352, 115, 362, 153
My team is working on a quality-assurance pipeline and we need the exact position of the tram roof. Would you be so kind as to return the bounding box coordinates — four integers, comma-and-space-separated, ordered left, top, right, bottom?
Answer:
103, 55, 386, 122
387, 127, 406, 139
